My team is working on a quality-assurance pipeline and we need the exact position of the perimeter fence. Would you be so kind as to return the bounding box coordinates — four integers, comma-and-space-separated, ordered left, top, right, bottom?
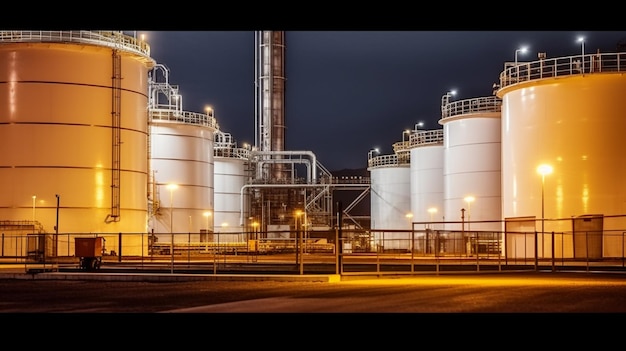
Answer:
2, 215, 625, 275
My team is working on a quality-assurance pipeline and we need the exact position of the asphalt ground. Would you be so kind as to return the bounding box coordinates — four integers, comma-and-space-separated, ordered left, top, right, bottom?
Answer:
1, 271, 626, 313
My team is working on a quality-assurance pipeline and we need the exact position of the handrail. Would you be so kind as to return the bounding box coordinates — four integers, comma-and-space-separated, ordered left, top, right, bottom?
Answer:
441, 96, 501, 120
499, 52, 626, 89
149, 108, 219, 130
0, 30, 151, 60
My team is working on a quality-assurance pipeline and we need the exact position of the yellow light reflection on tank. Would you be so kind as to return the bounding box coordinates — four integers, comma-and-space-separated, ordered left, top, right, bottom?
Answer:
582, 184, 590, 213
9, 52, 17, 117
95, 164, 104, 207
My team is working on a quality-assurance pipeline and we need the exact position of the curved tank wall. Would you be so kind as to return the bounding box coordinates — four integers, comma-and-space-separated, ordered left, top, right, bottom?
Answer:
409, 131, 444, 229
440, 110, 501, 232
499, 72, 626, 258
369, 160, 411, 251
214, 157, 249, 243
0, 34, 154, 256
149, 121, 215, 243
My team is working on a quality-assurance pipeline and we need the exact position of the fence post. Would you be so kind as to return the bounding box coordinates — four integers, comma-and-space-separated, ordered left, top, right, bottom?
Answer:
551, 231, 555, 273
534, 231, 538, 271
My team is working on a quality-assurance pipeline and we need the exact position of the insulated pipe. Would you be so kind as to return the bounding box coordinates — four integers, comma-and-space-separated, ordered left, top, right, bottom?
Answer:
251, 150, 318, 183
238, 183, 367, 226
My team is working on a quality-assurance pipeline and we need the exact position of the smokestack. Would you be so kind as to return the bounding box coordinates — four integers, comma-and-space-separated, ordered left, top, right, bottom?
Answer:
255, 31, 286, 181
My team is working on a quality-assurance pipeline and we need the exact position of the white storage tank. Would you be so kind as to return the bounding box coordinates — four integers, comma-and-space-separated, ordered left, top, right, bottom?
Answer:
0, 31, 155, 256
409, 129, 444, 228
497, 52, 626, 259
440, 96, 502, 233
213, 131, 250, 243
149, 109, 217, 243
368, 150, 411, 251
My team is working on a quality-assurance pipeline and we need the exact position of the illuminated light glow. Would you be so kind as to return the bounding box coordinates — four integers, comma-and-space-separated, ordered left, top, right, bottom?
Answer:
464, 196, 475, 231
582, 184, 589, 213
536, 164, 553, 176
9, 52, 17, 117
95, 166, 104, 206
556, 185, 564, 219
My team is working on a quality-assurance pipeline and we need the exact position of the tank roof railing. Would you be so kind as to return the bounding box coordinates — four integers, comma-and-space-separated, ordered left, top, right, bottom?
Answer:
404, 129, 444, 148
149, 109, 219, 130
441, 96, 502, 120
368, 153, 410, 168
214, 147, 251, 160
0, 30, 152, 60
499, 52, 626, 89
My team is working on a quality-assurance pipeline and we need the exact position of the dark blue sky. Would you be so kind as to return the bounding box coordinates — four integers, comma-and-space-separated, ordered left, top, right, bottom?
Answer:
144, 31, 626, 171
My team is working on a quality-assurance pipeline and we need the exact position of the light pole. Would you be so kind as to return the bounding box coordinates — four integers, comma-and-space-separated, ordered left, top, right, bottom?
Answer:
577, 37, 585, 73
464, 196, 475, 258
428, 207, 437, 229
32, 195, 36, 223
402, 129, 411, 142
514, 46, 528, 81
203, 211, 211, 242
464, 196, 475, 231
55, 194, 59, 256
514, 46, 528, 66
167, 183, 178, 274
295, 210, 303, 274
441, 90, 457, 117
368, 148, 379, 160
537, 164, 553, 265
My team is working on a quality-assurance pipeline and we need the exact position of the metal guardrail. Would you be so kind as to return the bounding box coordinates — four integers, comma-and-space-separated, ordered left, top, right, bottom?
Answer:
0, 30, 151, 60
499, 52, 626, 89
441, 96, 502, 120
149, 108, 219, 129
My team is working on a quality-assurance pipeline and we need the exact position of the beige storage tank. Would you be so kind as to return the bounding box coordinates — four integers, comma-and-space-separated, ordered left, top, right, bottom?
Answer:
0, 31, 155, 256
213, 131, 250, 243
497, 52, 626, 259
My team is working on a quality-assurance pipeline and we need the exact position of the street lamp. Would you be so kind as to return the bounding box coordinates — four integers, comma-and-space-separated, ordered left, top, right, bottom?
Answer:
441, 90, 457, 117
294, 210, 303, 274
402, 129, 411, 142
441, 90, 456, 107
55, 194, 60, 256
537, 164, 553, 262
464, 196, 475, 231
368, 148, 379, 160
577, 37, 585, 73
514, 46, 528, 66
32, 195, 36, 223
203, 211, 212, 241
167, 183, 178, 274
428, 207, 437, 229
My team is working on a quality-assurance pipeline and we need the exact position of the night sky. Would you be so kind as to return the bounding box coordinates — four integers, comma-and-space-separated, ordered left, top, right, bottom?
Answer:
144, 31, 626, 171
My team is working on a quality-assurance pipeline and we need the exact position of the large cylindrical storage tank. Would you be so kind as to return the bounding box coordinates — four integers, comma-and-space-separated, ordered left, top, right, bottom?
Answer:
497, 52, 626, 259
408, 129, 444, 253
149, 110, 217, 244
409, 129, 444, 225
369, 152, 411, 251
0, 31, 155, 256
214, 132, 250, 243
440, 96, 502, 236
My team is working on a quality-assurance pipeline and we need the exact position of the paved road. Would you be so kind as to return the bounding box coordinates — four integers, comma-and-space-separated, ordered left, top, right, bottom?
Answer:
1, 272, 626, 313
